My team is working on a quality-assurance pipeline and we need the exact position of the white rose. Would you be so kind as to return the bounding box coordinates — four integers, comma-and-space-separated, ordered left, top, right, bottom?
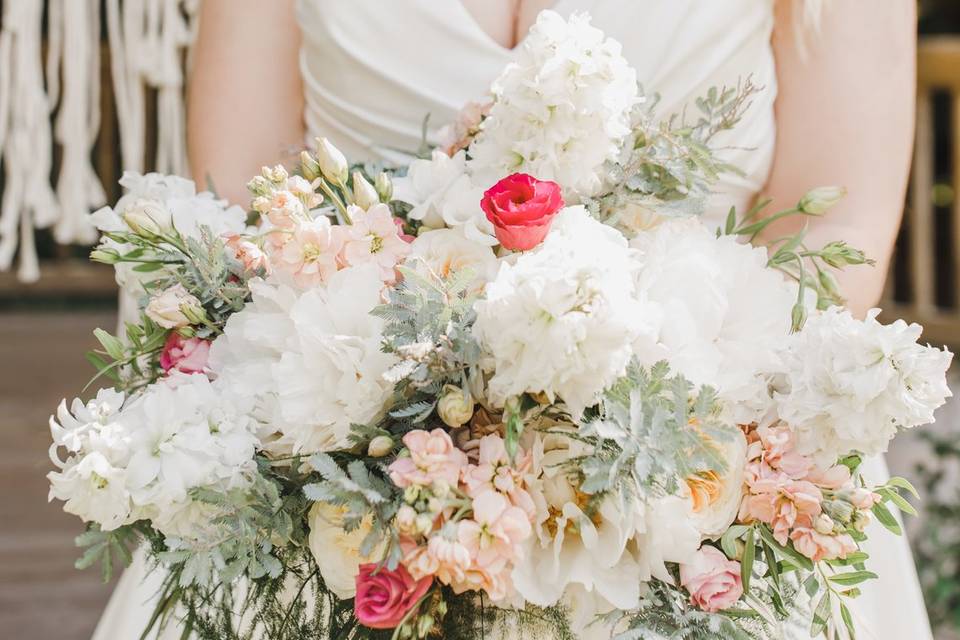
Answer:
307, 501, 382, 599
686, 430, 748, 539
145, 283, 201, 329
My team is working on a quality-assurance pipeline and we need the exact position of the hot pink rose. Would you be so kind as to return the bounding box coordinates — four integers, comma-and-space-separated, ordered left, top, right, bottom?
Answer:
679, 546, 744, 613
159, 333, 211, 375
354, 563, 432, 630
480, 173, 564, 251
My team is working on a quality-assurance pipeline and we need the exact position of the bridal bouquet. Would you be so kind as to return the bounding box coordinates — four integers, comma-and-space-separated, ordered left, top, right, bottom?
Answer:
48, 11, 951, 640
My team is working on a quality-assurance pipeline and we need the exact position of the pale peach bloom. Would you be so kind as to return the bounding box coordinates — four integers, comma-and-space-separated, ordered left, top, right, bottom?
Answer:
273, 217, 344, 287
438, 101, 491, 156
449, 564, 512, 602
426, 532, 472, 584
224, 234, 270, 274
756, 424, 812, 479
340, 204, 411, 283
461, 436, 536, 518
458, 491, 531, 570
400, 537, 439, 581
395, 505, 418, 537
805, 463, 852, 490
679, 546, 743, 613
739, 479, 822, 545
388, 429, 467, 489
260, 190, 306, 230
790, 527, 858, 562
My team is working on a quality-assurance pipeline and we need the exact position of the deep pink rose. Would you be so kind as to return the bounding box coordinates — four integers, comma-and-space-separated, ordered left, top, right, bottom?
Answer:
679, 546, 744, 613
354, 563, 432, 629
159, 333, 211, 375
480, 173, 564, 251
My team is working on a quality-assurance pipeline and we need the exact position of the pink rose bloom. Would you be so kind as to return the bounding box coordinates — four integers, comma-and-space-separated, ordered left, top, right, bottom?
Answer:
159, 333, 211, 375
273, 217, 344, 287
790, 528, 858, 562
354, 563, 432, 630
480, 173, 564, 251
680, 546, 744, 613
224, 234, 271, 274
340, 203, 411, 282
388, 429, 467, 489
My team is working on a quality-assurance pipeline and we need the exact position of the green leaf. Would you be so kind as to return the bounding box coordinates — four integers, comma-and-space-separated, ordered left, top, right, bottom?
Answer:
741, 527, 755, 592
720, 524, 749, 559
840, 602, 857, 640
724, 206, 736, 235
886, 476, 920, 499
878, 487, 918, 517
810, 592, 831, 638
871, 501, 903, 535
828, 571, 877, 586
132, 262, 166, 273
757, 524, 814, 571
93, 328, 125, 361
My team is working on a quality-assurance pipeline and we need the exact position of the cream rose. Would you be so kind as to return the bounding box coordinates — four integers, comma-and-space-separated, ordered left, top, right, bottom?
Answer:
687, 429, 748, 540
307, 501, 382, 599
145, 283, 201, 329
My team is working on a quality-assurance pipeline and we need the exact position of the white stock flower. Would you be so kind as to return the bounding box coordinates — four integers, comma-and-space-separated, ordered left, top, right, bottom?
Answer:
468, 11, 640, 198
630, 219, 796, 423
775, 307, 953, 463
473, 207, 656, 417
393, 150, 496, 245
210, 264, 396, 456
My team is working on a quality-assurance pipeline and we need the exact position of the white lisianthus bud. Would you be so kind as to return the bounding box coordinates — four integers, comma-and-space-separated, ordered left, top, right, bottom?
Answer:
90, 248, 120, 264
367, 435, 394, 457
122, 199, 172, 237
814, 513, 835, 535
315, 137, 348, 184
437, 384, 475, 428
798, 186, 846, 215
352, 171, 380, 210
179, 301, 209, 326
300, 151, 322, 182
145, 284, 201, 329
375, 172, 393, 202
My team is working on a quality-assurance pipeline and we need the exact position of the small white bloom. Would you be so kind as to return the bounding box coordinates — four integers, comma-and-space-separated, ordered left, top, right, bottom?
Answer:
145, 283, 202, 329
775, 306, 953, 463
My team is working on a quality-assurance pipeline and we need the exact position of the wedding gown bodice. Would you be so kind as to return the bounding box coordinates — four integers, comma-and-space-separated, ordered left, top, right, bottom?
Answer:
296, 0, 777, 220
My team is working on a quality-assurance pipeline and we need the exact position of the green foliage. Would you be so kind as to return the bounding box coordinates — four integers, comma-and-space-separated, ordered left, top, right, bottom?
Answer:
576, 360, 733, 499
74, 523, 142, 582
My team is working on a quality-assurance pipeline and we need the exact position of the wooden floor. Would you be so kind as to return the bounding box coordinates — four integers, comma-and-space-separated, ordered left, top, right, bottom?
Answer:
1, 311, 118, 640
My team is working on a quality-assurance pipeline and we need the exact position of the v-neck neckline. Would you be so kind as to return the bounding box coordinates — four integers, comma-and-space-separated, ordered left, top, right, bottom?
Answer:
450, 1, 572, 56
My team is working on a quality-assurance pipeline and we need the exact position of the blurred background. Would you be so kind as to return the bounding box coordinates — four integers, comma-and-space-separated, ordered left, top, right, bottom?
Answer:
2, 1, 960, 639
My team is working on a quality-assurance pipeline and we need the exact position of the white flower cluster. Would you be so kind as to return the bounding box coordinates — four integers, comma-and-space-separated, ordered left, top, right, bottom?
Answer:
209, 264, 397, 456
776, 307, 953, 463
90, 171, 247, 293
467, 11, 640, 197
47, 374, 260, 539
631, 219, 796, 423
392, 150, 496, 245
473, 207, 657, 418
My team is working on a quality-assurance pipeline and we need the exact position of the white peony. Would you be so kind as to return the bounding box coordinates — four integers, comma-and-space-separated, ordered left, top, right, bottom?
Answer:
307, 502, 382, 599
474, 207, 657, 417
210, 264, 397, 456
393, 150, 496, 245
630, 218, 796, 424
468, 11, 640, 198
632, 495, 702, 582
408, 227, 498, 291
775, 307, 953, 463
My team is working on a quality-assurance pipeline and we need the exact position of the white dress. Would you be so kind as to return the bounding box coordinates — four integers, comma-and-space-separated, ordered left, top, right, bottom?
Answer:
93, 1, 931, 638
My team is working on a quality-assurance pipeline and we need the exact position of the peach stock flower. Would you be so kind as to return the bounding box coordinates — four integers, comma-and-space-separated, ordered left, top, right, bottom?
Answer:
790, 527, 858, 562
340, 204, 411, 282
388, 429, 467, 489
274, 217, 344, 287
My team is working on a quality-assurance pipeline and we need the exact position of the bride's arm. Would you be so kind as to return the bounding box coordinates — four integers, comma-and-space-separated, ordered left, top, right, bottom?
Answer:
187, 0, 305, 205
764, 0, 916, 316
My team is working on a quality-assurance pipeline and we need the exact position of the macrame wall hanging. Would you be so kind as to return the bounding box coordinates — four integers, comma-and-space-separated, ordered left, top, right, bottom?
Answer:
0, 0, 198, 282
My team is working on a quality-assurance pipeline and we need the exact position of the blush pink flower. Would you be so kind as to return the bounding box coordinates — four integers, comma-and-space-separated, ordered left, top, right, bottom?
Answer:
388, 429, 468, 489
400, 538, 440, 581
224, 234, 271, 274
340, 204, 411, 282
756, 424, 812, 479
739, 479, 822, 545
159, 333, 211, 375
354, 563, 432, 630
679, 546, 744, 613
457, 491, 531, 571
790, 528, 858, 562
273, 217, 344, 287
426, 533, 472, 584
462, 436, 536, 518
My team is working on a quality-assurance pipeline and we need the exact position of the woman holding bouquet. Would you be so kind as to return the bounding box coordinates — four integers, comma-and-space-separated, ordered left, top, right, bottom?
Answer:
93, 0, 925, 638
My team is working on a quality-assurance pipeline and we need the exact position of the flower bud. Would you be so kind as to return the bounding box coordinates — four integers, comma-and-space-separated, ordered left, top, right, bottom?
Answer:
403, 485, 420, 504
798, 186, 846, 215
300, 151, 321, 182
415, 513, 435, 536
416, 613, 435, 638
179, 302, 209, 326
790, 302, 807, 331
431, 479, 450, 499
817, 270, 840, 299
262, 164, 288, 184
122, 199, 172, 237
819, 241, 871, 269
352, 171, 380, 210
814, 513, 835, 535
437, 385, 475, 428
315, 137, 348, 184
396, 505, 418, 535
852, 510, 871, 532
90, 248, 120, 264
367, 435, 394, 457
375, 172, 393, 202
247, 175, 273, 197
823, 498, 855, 524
